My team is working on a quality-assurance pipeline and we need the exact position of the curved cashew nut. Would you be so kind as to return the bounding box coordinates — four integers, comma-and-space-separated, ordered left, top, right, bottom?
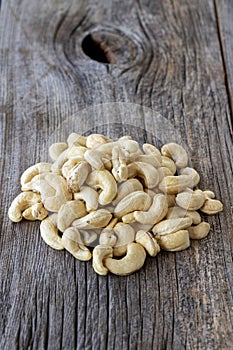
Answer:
20, 162, 51, 186
86, 133, 111, 148
159, 175, 192, 195
21, 174, 56, 199
111, 145, 128, 182
40, 214, 64, 250
67, 133, 87, 147
92, 245, 113, 276
129, 162, 159, 188
49, 143, 68, 162
152, 217, 192, 235
72, 209, 112, 229
8, 192, 42, 222
135, 154, 161, 168
188, 222, 210, 239
86, 169, 117, 205
62, 159, 82, 179
74, 186, 99, 211
117, 139, 142, 161
114, 191, 152, 218
156, 230, 190, 251
135, 230, 160, 257
57, 200, 87, 232
157, 167, 173, 182
67, 161, 91, 193
66, 145, 87, 160
130, 222, 154, 233
203, 190, 215, 199
176, 189, 205, 210
161, 143, 188, 168
166, 206, 201, 225
79, 229, 98, 246
161, 156, 177, 175
22, 203, 48, 221
179, 167, 200, 187
104, 242, 146, 276
51, 149, 68, 174
113, 223, 135, 256
122, 212, 136, 224
134, 194, 168, 225
112, 179, 143, 205
62, 227, 92, 261
99, 228, 117, 247
142, 143, 162, 164
200, 198, 223, 215
43, 174, 72, 212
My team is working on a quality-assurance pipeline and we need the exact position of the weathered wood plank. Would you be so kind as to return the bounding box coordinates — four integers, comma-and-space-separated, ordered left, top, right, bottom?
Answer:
0, 0, 232, 349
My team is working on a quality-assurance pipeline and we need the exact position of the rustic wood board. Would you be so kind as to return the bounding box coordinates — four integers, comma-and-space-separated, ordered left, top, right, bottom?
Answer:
0, 0, 232, 349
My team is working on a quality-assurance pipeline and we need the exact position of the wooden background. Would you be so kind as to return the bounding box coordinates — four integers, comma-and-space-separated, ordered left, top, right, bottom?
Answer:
0, 0, 233, 349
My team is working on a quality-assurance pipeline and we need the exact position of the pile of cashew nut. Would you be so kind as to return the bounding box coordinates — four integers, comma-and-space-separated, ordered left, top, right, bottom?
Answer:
8, 133, 223, 276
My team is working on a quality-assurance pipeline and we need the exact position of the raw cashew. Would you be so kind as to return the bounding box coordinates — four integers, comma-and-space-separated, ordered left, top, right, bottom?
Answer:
176, 189, 205, 210
179, 167, 200, 187
117, 139, 142, 161
62, 159, 82, 179
203, 190, 215, 199
135, 230, 160, 257
21, 174, 56, 199
134, 194, 168, 225
159, 166, 199, 194
8, 192, 42, 222
161, 143, 188, 168
200, 198, 223, 215
22, 203, 48, 221
161, 156, 176, 175
142, 143, 162, 164
79, 230, 98, 245
51, 149, 68, 174
152, 217, 192, 235
166, 206, 201, 225
130, 222, 154, 233
129, 162, 159, 188
158, 167, 173, 182
72, 209, 112, 229
86, 169, 117, 205
73, 186, 99, 211
20, 162, 51, 186
156, 230, 190, 251
49, 143, 68, 162
122, 212, 136, 223
43, 174, 72, 212
66, 145, 87, 160
92, 245, 113, 275
86, 133, 111, 148
113, 223, 135, 256
188, 222, 210, 239
99, 228, 117, 247
67, 161, 91, 193
135, 154, 160, 168
114, 191, 152, 218
112, 145, 128, 182
62, 227, 92, 261
104, 242, 146, 276
57, 200, 87, 232
112, 179, 143, 205
67, 133, 87, 147
84, 148, 111, 170
40, 214, 64, 250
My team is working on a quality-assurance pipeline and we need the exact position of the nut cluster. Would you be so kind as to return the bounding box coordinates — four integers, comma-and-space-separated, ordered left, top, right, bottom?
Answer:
8, 133, 223, 276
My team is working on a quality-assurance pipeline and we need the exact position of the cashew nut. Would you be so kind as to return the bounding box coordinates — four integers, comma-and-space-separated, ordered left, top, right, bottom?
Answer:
135, 230, 160, 257
114, 191, 152, 218
20, 162, 51, 186
159, 167, 199, 194
161, 156, 177, 175
86, 133, 111, 148
57, 200, 87, 232
72, 209, 112, 229
152, 217, 192, 235
156, 230, 190, 251
113, 223, 135, 256
73, 186, 99, 212
92, 245, 113, 275
51, 149, 68, 174
142, 143, 162, 164
67, 133, 87, 147
22, 203, 48, 221
112, 179, 143, 205
176, 189, 205, 210
161, 143, 188, 168
49, 143, 68, 162
62, 159, 82, 179
62, 227, 92, 261
40, 214, 64, 250
21, 174, 56, 199
67, 161, 91, 193
200, 198, 223, 215
43, 174, 72, 212
104, 242, 146, 276
8, 192, 42, 222
86, 169, 117, 205
111, 145, 128, 182
99, 228, 117, 247
128, 162, 159, 188
166, 206, 201, 225
135, 154, 161, 168
179, 167, 200, 187
79, 229, 98, 245
157, 167, 173, 182
188, 222, 210, 239
134, 194, 168, 225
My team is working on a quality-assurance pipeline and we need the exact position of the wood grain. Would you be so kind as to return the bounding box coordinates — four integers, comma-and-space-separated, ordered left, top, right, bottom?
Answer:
0, 0, 232, 349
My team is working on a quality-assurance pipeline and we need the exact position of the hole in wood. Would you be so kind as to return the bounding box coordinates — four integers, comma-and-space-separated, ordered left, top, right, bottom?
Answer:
82, 33, 116, 64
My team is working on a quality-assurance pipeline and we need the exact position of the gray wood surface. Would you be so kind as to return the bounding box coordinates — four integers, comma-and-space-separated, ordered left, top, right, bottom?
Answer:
0, 0, 232, 349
